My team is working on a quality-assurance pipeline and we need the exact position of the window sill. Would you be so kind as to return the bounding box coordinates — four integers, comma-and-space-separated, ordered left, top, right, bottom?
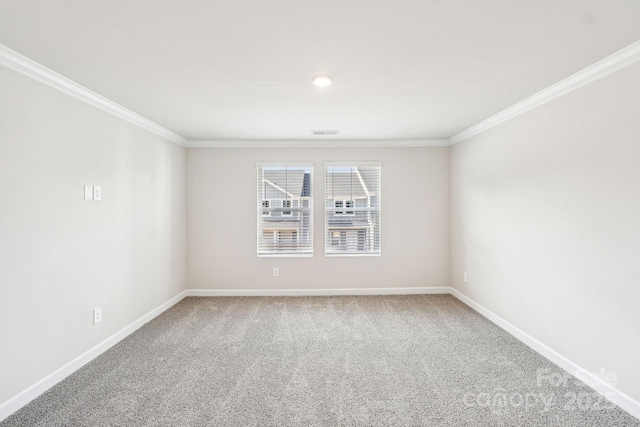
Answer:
257, 253, 314, 258
324, 253, 381, 257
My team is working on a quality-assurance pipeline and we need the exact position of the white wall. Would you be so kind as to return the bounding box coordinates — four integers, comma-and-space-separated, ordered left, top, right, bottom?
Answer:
0, 66, 187, 406
188, 146, 449, 290
450, 62, 640, 402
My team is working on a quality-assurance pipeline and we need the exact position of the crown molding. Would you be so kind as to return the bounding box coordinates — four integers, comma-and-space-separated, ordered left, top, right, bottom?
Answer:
0, 44, 187, 146
449, 39, 640, 145
186, 139, 450, 148
7, 35, 639, 149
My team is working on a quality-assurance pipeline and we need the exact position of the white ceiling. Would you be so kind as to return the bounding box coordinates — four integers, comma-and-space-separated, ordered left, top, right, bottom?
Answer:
0, 0, 639, 141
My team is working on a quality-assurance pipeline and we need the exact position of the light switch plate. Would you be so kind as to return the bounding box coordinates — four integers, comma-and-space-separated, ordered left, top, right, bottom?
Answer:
93, 308, 102, 325
84, 185, 93, 200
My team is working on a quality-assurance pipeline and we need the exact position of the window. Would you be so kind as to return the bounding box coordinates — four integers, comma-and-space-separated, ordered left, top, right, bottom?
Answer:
281, 199, 292, 216
257, 163, 313, 256
334, 200, 354, 215
325, 163, 381, 256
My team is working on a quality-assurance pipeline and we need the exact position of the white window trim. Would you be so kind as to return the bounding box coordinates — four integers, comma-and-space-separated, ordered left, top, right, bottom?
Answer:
257, 163, 313, 257
324, 162, 382, 257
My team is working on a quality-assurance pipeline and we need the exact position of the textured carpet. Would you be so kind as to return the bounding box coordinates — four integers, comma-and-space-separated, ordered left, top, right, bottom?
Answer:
2, 295, 638, 426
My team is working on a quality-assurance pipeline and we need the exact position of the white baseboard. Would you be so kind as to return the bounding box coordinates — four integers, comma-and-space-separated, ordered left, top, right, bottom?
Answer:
449, 288, 640, 421
185, 286, 451, 297
2, 287, 638, 422
0, 290, 188, 422
0, 287, 444, 421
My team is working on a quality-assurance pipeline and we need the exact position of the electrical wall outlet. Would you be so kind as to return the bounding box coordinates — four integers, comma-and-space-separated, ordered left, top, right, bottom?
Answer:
464, 272, 468, 283
93, 186, 102, 201
273, 267, 279, 277
93, 308, 102, 325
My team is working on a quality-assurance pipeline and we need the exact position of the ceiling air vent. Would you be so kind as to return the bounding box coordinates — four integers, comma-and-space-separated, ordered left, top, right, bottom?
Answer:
311, 130, 340, 136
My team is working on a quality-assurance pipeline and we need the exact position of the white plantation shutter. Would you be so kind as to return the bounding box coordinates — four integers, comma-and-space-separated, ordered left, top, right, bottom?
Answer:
325, 162, 381, 256
257, 163, 313, 256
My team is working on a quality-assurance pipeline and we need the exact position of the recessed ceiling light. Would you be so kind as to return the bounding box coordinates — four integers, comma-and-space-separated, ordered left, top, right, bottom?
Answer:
312, 75, 333, 87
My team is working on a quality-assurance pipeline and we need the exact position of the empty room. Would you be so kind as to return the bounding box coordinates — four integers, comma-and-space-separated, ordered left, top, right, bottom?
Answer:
1, 0, 639, 425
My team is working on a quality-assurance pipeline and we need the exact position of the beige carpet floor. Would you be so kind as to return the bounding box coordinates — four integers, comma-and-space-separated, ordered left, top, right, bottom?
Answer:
2, 295, 638, 426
